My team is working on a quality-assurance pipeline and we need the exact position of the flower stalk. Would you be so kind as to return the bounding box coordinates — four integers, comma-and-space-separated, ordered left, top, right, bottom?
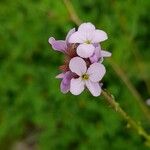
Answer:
102, 89, 150, 146
109, 59, 150, 123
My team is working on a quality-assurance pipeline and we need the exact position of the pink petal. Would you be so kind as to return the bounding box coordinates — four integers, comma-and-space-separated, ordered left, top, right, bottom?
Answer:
66, 28, 76, 43
84, 30, 94, 42
89, 54, 98, 63
62, 71, 73, 84
60, 71, 73, 94
85, 81, 101, 97
87, 63, 106, 82
101, 50, 112, 57
91, 30, 108, 43
77, 43, 95, 58
89, 46, 101, 63
61, 81, 70, 93
70, 77, 85, 95
48, 37, 67, 52
69, 57, 87, 76
56, 73, 65, 79
78, 22, 95, 32
68, 31, 86, 43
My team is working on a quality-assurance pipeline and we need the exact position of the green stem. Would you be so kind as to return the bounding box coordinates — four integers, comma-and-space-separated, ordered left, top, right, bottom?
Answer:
109, 59, 150, 123
102, 89, 150, 146
62, 0, 81, 26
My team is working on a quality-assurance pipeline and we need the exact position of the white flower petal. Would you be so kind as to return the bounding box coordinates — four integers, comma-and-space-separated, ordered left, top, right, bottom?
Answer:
68, 31, 86, 43
91, 30, 108, 43
101, 50, 112, 57
69, 57, 87, 76
66, 28, 76, 43
70, 77, 85, 95
85, 30, 95, 42
77, 43, 95, 58
78, 22, 95, 32
85, 81, 101, 97
87, 63, 106, 82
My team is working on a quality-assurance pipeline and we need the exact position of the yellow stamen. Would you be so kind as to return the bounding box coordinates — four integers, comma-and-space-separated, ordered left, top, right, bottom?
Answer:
85, 40, 91, 44
82, 74, 89, 80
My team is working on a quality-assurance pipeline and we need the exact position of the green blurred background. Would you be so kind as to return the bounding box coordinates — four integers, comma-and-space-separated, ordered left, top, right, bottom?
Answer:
0, 0, 150, 149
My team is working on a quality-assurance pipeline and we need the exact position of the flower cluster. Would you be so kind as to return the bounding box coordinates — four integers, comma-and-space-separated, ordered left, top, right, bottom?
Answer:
49, 22, 111, 97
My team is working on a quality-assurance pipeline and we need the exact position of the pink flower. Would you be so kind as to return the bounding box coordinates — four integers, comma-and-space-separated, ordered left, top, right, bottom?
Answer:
69, 57, 106, 97
68, 23, 108, 58
48, 22, 111, 96
56, 71, 75, 94
48, 28, 75, 53
90, 44, 111, 63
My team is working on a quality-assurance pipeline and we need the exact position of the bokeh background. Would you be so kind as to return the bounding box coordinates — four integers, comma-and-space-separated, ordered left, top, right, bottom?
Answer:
0, 0, 150, 149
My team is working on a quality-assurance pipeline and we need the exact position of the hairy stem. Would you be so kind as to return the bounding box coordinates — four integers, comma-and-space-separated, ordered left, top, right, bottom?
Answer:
109, 59, 150, 122
102, 89, 150, 146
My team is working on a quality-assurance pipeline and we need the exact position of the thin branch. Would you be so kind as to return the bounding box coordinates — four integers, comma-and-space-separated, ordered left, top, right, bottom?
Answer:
102, 89, 150, 146
62, 0, 81, 26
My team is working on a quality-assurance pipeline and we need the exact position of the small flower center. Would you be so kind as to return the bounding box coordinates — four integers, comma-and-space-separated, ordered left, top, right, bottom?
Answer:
85, 40, 91, 44
82, 74, 89, 80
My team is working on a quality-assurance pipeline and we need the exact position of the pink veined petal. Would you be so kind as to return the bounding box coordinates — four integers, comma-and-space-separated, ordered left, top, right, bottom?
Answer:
48, 37, 67, 52
69, 57, 87, 76
87, 63, 106, 82
62, 71, 73, 85
60, 71, 73, 93
93, 43, 100, 47
89, 46, 101, 63
95, 45, 101, 55
58, 71, 74, 93
60, 80, 70, 94
84, 30, 95, 42
91, 30, 108, 43
85, 81, 101, 97
78, 22, 95, 32
77, 43, 95, 58
70, 77, 85, 95
68, 31, 86, 43
89, 54, 98, 63
101, 50, 112, 57
66, 28, 76, 43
